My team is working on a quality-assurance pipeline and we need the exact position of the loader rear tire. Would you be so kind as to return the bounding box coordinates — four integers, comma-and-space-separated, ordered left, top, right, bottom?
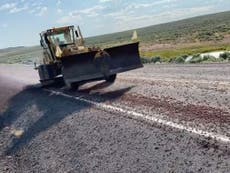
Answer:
106, 74, 116, 83
40, 79, 55, 87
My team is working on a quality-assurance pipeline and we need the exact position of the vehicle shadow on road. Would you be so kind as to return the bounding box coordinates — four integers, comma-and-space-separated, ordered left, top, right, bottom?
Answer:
0, 83, 132, 156
79, 81, 114, 93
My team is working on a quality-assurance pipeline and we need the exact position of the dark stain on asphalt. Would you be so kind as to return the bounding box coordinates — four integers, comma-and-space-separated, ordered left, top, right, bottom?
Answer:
118, 93, 230, 124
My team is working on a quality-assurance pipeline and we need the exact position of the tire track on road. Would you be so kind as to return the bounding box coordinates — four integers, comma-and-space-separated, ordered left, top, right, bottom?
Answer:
45, 89, 230, 143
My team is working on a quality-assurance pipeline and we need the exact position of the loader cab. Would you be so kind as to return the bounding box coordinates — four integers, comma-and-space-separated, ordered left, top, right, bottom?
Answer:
41, 25, 84, 47
40, 25, 85, 60
44, 26, 75, 47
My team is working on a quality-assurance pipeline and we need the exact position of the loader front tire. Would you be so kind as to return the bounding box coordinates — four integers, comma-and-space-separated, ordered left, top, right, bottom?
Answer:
63, 78, 79, 90
94, 51, 111, 77
105, 74, 117, 83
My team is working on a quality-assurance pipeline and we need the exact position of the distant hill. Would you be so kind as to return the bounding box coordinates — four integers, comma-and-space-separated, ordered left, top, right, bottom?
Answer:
86, 11, 230, 47
0, 46, 25, 53
0, 46, 42, 64
0, 46, 41, 57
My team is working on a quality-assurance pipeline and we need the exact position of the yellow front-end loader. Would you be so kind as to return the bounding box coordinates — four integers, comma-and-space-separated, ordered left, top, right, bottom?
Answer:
36, 25, 143, 88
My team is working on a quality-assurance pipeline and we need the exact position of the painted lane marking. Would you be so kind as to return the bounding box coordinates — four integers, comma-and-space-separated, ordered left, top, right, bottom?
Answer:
45, 89, 230, 143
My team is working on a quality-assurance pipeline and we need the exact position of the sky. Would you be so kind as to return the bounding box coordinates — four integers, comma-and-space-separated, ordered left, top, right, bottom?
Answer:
0, 0, 230, 48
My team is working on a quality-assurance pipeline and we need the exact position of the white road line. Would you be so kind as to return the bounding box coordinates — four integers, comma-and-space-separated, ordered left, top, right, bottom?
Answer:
119, 76, 230, 87
45, 89, 230, 143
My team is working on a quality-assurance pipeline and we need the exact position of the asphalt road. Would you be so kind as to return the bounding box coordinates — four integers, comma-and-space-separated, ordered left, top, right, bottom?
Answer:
0, 63, 230, 173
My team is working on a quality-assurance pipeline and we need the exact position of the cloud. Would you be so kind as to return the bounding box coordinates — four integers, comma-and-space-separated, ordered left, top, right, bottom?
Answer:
0, 3, 16, 11
57, 13, 82, 24
31, 2, 42, 7
79, 5, 105, 16
36, 6, 48, 16
0, 2, 30, 14
9, 5, 28, 13
55, 0, 63, 14
57, 8, 62, 13
108, 5, 216, 31
0, 1, 49, 16
57, 0, 213, 32
57, 5, 105, 24
125, 0, 182, 10
28, 2, 49, 16
57, 0, 62, 6
1, 23, 8, 29
99, 0, 114, 3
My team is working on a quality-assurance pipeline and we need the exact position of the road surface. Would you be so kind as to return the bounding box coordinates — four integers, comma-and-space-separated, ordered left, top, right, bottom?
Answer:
0, 63, 230, 172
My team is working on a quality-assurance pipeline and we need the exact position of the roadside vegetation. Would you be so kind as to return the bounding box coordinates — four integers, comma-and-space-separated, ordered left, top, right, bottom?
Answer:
85, 11, 230, 64
141, 44, 229, 60
140, 53, 230, 64
0, 11, 230, 64
0, 46, 42, 64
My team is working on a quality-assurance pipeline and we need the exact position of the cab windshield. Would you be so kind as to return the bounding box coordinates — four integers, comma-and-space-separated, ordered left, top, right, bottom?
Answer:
48, 28, 75, 46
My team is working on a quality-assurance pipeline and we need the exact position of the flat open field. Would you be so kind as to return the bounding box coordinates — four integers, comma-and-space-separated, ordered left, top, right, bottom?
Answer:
0, 63, 230, 172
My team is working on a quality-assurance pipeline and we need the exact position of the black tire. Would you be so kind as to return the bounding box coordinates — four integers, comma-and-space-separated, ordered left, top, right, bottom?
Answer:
106, 74, 117, 83
94, 51, 111, 77
64, 80, 79, 90
70, 82, 79, 90
40, 79, 55, 87
38, 64, 59, 82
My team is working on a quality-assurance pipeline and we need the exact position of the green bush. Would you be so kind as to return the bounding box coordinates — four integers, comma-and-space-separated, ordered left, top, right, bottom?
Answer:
219, 52, 230, 60
174, 56, 185, 63
140, 57, 151, 64
202, 55, 220, 63
202, 55, 209, 61
151, 56, 161, 63
189, 55, 203, 63
140, 56, 162, 64
189, 54, 224, 63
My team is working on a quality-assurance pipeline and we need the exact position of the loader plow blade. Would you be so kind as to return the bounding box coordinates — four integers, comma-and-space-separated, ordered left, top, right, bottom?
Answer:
104, 42, 143, 73
61, 42, 143, 84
